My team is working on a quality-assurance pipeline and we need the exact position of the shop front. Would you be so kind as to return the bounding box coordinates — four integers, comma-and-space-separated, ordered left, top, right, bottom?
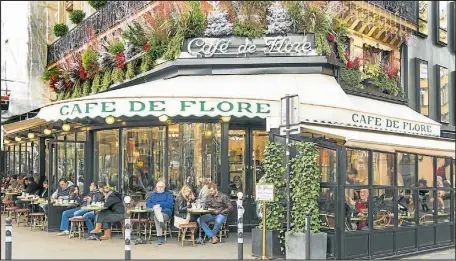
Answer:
2, 53, 454, 259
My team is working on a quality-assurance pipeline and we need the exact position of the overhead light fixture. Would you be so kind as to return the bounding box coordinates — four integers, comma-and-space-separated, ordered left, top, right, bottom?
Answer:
221, 116, 231, 122
43, 128, 52, 135
27, 132, 35, 139
4, 139, 10, 144
15, 136, 22, 142
105, 115, 115, 125
62, 123, 71, 132
158, 115, 169, 122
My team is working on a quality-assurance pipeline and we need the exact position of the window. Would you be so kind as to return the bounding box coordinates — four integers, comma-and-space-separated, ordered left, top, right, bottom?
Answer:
453, 159, 455, 188
345, 188, 370, 231
346, 149, 369, 185
418, 155, 434, 187
418, 1, 428, 36
122, 127, 165, 196
94, 129, 119, 190
318, 147, 337, 183
319, 188, 336, 230
416, 60, 429, 117
398, 153, 416, 187
436, 1, 448, 45
436, 158, 452, 223
398, 190, 417, 227
373, 152, 395, 186
372, 188, 395, 230
168, 123, 221, 194
437, 66, 449, 124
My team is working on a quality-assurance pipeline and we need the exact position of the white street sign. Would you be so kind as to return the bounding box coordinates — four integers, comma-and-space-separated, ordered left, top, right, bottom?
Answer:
280, 125, 300, 135
255, 184, 275, 202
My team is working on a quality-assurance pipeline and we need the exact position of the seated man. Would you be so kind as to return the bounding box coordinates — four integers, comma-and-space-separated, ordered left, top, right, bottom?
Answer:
90, 183, 124, 240
41, 178, 73, 214
145, 180, 174, 245
15, 177, 41, 207
197, 182, 233, 244
8, 175, 18, 190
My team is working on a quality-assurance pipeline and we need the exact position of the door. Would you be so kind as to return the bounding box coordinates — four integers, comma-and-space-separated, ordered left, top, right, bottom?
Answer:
48, 139, 86, 193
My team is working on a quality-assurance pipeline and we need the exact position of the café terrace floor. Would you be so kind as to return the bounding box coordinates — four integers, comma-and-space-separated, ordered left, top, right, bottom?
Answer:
0, 216, 255, 259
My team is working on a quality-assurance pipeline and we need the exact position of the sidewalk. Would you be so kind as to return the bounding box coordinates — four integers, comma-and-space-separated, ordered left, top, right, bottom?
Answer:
401, 248, 455, 259
1, 216, 254, 259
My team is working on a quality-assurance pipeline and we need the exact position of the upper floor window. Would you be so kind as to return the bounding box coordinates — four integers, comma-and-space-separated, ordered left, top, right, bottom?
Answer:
418, 1, 428, 36
416, 59, 429, 117
437, 66, 449, 124
437, 1, 448, 45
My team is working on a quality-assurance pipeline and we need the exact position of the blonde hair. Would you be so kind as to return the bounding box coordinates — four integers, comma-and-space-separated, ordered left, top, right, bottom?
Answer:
179, 185, 193, 201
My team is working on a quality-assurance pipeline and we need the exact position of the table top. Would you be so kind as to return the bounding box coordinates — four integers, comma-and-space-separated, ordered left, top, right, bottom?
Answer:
53, 203, 79, 207
20, 197, 41, 202
81, 205, 105, 211
5, 192, 21, 195
398, 215, 415, 219
129, 208, 153, 213
188, 209, 215, 214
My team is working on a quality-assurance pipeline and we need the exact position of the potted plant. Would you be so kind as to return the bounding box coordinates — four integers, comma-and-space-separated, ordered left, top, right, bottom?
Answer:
88, 1, 107, 10
252, 141, 286, 259
69, 10, 86, 25
53, 23, 69, 37
285, 141, 327, 260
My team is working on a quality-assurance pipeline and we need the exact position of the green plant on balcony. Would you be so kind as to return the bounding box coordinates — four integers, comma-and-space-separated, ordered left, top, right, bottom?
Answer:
375, 73, 402, 97
111, 67, 125, 84
364, 63, 380, 79
41, 68, 60, 81
231, 1, 269, 39
122, 22, 147, 48
232, 20, 265, 39
101, 68, 112, 91
125, 62, 136, 80
54, 24, 69, 37
91, 73, 102, 94
108, 41, 125, 55
82, 47, 100, 79
82, 79, 91, 96
69, 10, 86, 25
88, 1, 107, 10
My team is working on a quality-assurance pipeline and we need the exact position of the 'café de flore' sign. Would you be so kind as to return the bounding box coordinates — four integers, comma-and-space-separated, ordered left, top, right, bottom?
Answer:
185, 34, 316, 58
36, 98, 276, 122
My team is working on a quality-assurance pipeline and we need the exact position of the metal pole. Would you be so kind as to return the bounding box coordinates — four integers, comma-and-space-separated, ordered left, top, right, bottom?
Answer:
285, 95, 291, 231
305, 213, 311, 260
261, 202, 267, 260
237, 193, 244, 260
5, 217, 12, 260
124, 197, 131, 260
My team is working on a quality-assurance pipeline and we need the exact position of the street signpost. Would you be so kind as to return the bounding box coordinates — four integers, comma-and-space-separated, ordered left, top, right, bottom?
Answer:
255, 184, 275, 260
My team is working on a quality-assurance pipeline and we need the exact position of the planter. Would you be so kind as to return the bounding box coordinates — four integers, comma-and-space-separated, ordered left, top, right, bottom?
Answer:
285, 231, 327, 260
252, 228, 284, 259
361, 77, 376, 88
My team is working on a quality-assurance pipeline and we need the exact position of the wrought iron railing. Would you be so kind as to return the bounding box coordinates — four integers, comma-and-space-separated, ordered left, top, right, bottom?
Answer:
47, 1, 150, 65
368, 1, 418, 24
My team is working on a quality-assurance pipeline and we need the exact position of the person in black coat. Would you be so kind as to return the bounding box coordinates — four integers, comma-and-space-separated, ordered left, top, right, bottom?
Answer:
90, 183, 125, 240
39, 181, 49, 199
25, 177, 40, 195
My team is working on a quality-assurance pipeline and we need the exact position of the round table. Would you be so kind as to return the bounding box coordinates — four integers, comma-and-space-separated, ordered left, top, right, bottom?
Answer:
129, 208, 153, 244
81, 205, 105, 211
188, 209, 215, 245
53, 203, 79, 208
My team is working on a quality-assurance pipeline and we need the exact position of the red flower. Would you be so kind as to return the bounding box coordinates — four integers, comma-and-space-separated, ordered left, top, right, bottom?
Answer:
327, 33, 335, 42
143, 43, 151, 51
49, 75, 58, 89
79, 66, 87, 79
115, 52, 125, 69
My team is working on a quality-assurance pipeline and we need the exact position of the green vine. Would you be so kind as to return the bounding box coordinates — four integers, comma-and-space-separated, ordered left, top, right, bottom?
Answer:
340, 66, 363, 89
375, 73, 403, 97
111, 67, 125, 84
91, 73, 101, 93
258, 141, 287, 252
82, 79, 91, 96
290, 141, 320, 234
101, 68, 112, 91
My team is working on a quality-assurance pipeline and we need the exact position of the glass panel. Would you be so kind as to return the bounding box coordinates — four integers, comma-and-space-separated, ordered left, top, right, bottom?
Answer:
398, 189, 416, 226
346, 149, 369, 185
168, 123, 222, 194
229, 129, 246, 199
319, 188, 336, 230
436, 158, 451, 185
5, 149, 9, 175
95, 129, 119, 190
436, 190, 451, 223
372, 188, 395, 230
419, 61, 429, 117
397, 153, 416, 187
453, 160, 455, 188
76, 131, 87, 141
373, 152, 394, 186
20, 144, 28, 176
439, 67, 449, 123
318, 147, 337, 183
67, 142, 76, 184
418, 1, 428, 35
252, 130, 269, 196
14, 145, 19, 175
345, 188, 370, 231
418, 189, 435, 224
76, 143, 85, 193
418, 155, 433, 187
123, 127, 165, 198
439, 1, 448, 30
32, 142, 39, 181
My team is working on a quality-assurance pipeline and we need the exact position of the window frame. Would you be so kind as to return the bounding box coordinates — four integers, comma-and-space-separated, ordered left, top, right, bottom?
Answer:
417, 1, 429, 38
435, 1, 449, 46
415, 58, 430, 117
436, 65, 450, 124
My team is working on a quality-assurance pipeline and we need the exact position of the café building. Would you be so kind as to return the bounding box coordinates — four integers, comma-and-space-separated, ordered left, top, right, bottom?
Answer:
2, 35, 455, 259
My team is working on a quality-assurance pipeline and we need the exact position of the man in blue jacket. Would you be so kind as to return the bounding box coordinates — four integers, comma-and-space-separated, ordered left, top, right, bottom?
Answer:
146, 180, 174, 245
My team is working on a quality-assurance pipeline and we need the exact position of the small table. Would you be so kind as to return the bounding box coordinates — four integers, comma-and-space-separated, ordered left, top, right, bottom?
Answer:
188, 209, 215, 245
129, 208, 153, 245
81, 205, 105, 211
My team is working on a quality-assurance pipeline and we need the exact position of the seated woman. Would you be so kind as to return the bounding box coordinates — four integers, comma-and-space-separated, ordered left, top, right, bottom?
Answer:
90, 183, 125, 240
57, 186, 83, 236
174, 185, 196, 229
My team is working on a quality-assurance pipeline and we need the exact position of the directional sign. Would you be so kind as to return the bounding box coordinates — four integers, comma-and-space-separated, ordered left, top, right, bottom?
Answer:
280, 125, 300, 135
255, 184, 275, 202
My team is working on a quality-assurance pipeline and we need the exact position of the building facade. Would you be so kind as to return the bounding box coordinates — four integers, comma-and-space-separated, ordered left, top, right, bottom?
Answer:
1, 1, 455, 259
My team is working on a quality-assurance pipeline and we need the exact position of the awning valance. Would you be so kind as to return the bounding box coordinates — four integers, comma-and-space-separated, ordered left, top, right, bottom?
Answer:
2, 117, 46, 135
300, 124, 455, 158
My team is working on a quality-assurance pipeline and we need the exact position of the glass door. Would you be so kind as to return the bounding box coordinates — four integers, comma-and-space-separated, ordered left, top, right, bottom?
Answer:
228, 129, 247, 200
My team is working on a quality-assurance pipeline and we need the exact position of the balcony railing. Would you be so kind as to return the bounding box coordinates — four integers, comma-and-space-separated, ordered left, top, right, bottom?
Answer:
368, 1, 418, 24
47, 1, 149, 66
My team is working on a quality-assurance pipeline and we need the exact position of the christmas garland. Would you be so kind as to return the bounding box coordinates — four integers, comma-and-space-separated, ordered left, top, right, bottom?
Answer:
43, 1, 349, 102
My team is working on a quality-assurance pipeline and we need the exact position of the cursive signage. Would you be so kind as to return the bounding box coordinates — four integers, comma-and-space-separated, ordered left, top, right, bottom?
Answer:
186, 34, 316, 58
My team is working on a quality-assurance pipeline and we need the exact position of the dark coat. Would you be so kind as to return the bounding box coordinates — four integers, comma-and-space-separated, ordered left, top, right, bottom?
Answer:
82, 190, 104, 206
97, 192, 125, 224
174, 195, 194, 219
39, 188, 49, 198
26, 181, 40, 195
71, 194, 83, 205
